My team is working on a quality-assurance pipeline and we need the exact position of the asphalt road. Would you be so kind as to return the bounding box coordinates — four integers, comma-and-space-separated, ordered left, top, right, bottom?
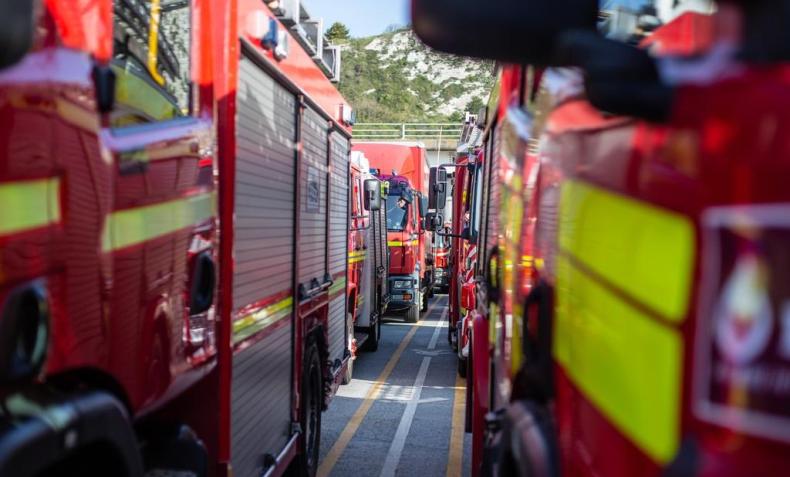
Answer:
318, 295, 471, 477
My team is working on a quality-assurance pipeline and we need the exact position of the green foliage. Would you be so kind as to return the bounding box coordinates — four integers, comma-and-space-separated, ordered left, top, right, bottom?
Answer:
326, 22, 350, 42
338, 31, 494, 123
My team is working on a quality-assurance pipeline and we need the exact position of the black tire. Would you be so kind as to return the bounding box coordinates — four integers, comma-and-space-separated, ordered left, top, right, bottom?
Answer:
292, 342, 322, 477
457, 355, 467, 378
420, 290, 428, 312
342, 355, 353, 385
406, 304, 419, 323
457, 324, 467, 378
363, 315, 380, 352
465, 342, 473, 433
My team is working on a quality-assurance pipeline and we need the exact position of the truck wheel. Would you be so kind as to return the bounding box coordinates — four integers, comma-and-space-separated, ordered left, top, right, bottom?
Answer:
342, 318, 354, 384
292, 342, 322, 477
406, 304, 419, 323
457, 355, 467, 378
342, 355, 353, 385
363, 315, 380, 352
420, 290, 428, 312
457, 324, 467, 378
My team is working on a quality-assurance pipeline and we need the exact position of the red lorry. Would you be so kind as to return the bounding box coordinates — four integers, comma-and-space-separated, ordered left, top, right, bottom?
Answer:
0, 1, 353, 475
418, 0, 790, 476
353, 142, 432, 322
345, 151, 389, 381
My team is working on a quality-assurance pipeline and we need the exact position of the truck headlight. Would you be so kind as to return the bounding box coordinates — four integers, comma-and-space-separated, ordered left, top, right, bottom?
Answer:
392, 280, 412, 290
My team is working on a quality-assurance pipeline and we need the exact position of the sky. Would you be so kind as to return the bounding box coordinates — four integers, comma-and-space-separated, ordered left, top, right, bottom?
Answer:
304, 0, 410, 38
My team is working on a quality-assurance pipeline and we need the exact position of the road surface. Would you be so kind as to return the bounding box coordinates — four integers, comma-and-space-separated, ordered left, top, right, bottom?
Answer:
318, 295, 471, 477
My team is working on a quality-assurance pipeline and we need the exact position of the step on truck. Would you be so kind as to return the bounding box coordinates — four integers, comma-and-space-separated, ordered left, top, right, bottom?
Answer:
353, 142, 432, 322
418, 1, 790, 476
345, 151, 389, 383
0, 1, 354, 476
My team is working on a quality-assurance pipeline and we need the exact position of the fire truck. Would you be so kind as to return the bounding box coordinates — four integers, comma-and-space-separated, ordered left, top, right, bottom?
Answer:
345, 150, 389, 382
446, 116, 485, 380
0, 0, 352, 475
432, 223, 452, 294
0, 1, 217, 475
418, 0, 790, 476
353, 142, 432, 322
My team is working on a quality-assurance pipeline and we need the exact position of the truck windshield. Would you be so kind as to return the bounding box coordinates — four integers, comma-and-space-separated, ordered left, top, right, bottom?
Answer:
387, 198, 409, 231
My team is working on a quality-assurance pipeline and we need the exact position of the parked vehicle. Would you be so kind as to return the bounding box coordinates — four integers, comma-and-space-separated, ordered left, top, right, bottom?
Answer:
0, 1, 216, 475
214, 1, 354, 474
419, 0, 790, 476
354, 142, 432, 322
0, 1, 353, 476
345, 151, 389, 382
432, 224, 452, 294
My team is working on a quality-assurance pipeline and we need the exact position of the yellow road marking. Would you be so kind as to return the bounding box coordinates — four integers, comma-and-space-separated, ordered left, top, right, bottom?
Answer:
318, 301, 439, 477
446, 373, 466, 477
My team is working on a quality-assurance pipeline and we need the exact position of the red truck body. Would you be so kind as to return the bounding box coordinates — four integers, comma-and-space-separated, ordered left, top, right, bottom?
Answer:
346, 151, 389, 372
353, 142, 432, 320
0, 1, 353, 475
447, 6, 790, 477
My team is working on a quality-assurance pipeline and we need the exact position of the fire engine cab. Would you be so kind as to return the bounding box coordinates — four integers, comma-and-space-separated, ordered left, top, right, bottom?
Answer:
354, 142, 432, 322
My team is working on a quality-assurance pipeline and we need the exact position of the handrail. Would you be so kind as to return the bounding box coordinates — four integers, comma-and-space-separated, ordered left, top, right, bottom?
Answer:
354, 122, 464, 141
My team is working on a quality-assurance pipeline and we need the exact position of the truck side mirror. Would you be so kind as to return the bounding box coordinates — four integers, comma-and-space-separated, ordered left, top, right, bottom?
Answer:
411, 0, 598, 66
422, 212, 443, 232
419, 196, 428, 218
363, 179, 381, 211
429, 167, 448, 211
0, 0, 37, 70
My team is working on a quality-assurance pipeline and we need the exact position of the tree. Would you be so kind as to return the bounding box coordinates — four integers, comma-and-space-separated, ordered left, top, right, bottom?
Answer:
326, 22, 350, 42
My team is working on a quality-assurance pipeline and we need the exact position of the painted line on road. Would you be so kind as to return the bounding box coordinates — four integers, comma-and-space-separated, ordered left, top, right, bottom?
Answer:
318, 300, 441, 477
446, 373, 466, 477
379, 307, 447, 477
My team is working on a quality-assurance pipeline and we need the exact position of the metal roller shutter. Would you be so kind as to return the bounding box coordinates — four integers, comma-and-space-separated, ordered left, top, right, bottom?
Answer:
328, 132, 349, 363
230, 53, 296, 477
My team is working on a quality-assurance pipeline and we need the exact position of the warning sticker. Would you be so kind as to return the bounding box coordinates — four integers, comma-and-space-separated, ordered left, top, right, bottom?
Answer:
306, 166, 320, 212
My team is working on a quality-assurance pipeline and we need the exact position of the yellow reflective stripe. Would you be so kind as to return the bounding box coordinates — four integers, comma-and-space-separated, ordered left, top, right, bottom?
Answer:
555, 179, 694, 463
555, 255, 682, 464
233, 297, 293, 344
102, 192, 214, 252
329, 277, 347, 295
348, 250, 367, 262
0, 178, 60, 236
387, 240, 418, 246
559, 180, 695, 322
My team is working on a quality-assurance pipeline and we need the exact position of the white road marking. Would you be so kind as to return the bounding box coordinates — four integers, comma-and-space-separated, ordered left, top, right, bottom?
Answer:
379, 307, 447, 477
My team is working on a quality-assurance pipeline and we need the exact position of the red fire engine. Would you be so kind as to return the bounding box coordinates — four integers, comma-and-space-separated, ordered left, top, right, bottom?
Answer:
0, 1, 217, 474
353, 142, 432, 322
345, 150, 389, 382
432, 225, 452, 294
445, 117, 484, 380
0, 0, 354, 475
418, 0, 790, 476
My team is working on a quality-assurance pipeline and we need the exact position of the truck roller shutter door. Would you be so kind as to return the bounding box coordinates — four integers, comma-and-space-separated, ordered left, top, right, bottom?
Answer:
231, 54, 296, 477
327, 132, 349, 364
299, 107, 329, 289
